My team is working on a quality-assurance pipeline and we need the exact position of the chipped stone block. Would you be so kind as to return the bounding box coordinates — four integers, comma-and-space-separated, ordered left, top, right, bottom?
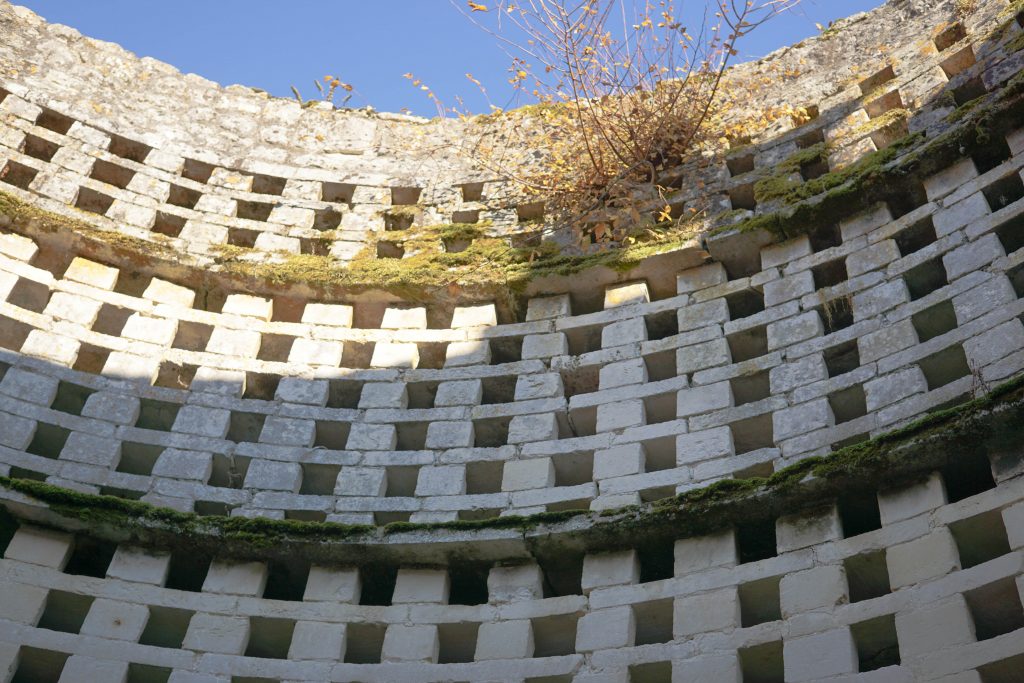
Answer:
81, 391, 140, 425
275, 377, 329, 405
182, 613, 250, 654
601, 318, 648, 348
346, 423, 397, 450
244, 460, 302, 492
43, 292, 102, 326
768, 353, 827, 398
522, 332, 568, 359
764, 271, 814, 307
526, 294, 570, 321
488, 564, 544, 603
675, 529, 737, 574
425, 421, 474, 449
445, 340, 491, 366
202, 560, 268, 596
172, 405, 230, 438
677, 262, 727, 294
596, 399, 646, 432
434, 379, 482, 406
515, 373, 563, 400
761, 236, 811, 270
933, 192, 990, 237
767, 312, 823, 350
604, 281, 649, 308
858, 319, 918, 364
780, 565, 847, 617
776, 506, 842, 552
259, 416, 315, 447
678, 298, 729, 333
80, 599, 149, 641
847, 239, 900, 277
304, 566, 361, 602
381, 624, 439, 663
508, 413, 559, 443
152, 449, 212, 481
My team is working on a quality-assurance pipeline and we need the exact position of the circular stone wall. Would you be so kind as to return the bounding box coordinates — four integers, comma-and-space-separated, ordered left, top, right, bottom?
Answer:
1, 0, 1024, 681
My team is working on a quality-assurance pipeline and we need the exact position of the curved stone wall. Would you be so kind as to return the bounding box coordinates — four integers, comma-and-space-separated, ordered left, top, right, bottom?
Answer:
0, 0, 1023, 681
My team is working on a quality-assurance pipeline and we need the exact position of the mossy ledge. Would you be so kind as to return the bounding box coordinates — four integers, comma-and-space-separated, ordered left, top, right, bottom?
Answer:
3, 372, 1023, 566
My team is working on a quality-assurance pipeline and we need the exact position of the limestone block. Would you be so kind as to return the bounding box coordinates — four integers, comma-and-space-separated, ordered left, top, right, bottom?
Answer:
152, 449, 212, 481
1, 367, 59, 405
767, 311, 823, 350
943, 234, 1004, 281
934, 192, 990, 237
677, 338, 731, 374
425, 422, 474, 449
773, 398, 833, 441
859, 319, 918, 364
143, 278, 195, 307
839, 204, 891, 242
434, 379, 482, 406
244, 460, 302, 492
581, 550, 640, 593
784, 628, 858, 682
761, 236, 812, 270
0, 580, 46, 624
415, 465, 466, 495
288, 338, 343, 366
222, 293, 272, 320
953, 276, 1016, 324
776, 506, 842, 552
59, 431, 120, 467
502, 459, 555, 491
101, 352, 160, 383
674, 587, 741, 637
677, 262, 727, 294
259, 416, 315, 447
0, 232, 38, 261
678, 298, 729, 332
896, 595, 976, 659
599, 358, 648, 389
878, 472, 946, 524
594, 443, 645, 479
81, 391, 140, 425
381, 624, 439, 662
205, 327, 262, 357
346, 423, 397, 450
4, 526, 72, 568
302, 302, 353, 327
64, 257, 118, 290
381, 306, 427, 329
508, 413, 559, 443
275, 377, 329, 405
675, 529, 737, 574
865, 366, 928, 411
596, 399, 646, 432
168, 672, 229, 683
526, 294, 570, 321
780, 565, 847, 617
488, 564, 544, 603
393, 569, 450, 603
446, 340, 491, 366
182, 613, 250, 654
358, 382, 408, 409
923, 158, 977, 201
43, 292, 102, 326
106, 547, 171, 585
475, 620, 534, 659
604, 281, 650, 308
853, 280, 909, 319
172, 405, 230, 438
121, 314, 177, 345
266, 207, 314, 230
289, 621, 345, 661
370, 342, 419, 368
451, 303, 497, 328
1009, 128, 1024, 156
601, 318, 648, 347
522, 332, 568, 359
576, 606, 635, 651
965, 320, 1024, 370
1004, 502, 1024, 550
764, 271, 814, 307
20, 330, 79, 365
304, 566, 361, 602
191, 366, 245, 396
672, 654, 740, 683
336, 467, 387, 496
676, 427, 733, 466
887, 528, 960, 589
202, 561, 268, 596
0, 412, 33, 449
515, 373, 564, 400
79, 599, 149, 641
847, 239, 900, 277
57, 656, 127, 683
677, 382, 732, 417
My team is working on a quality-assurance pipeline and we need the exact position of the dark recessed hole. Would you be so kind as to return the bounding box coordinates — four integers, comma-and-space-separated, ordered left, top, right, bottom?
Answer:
50, 381, 95, 416
251, 174, 287, 196
844, 550, 891, 602
63, 537, 116, 577
950, 509, 1011, 568
531, 614, 579, 656
852, 614, 901, 672
952, 76, 987, 107
633, 599, 674, 645
994, 212, 1024, 255
11, 647, 68, 683
152, 211, 186, 237
313, 421, 349, 450
26, 423, 70, 459
460, 182, 484, 201
731, 371, 770, 406
517, 201, 545, 222
167, 184, 200, 209
74, 187, 113, 215
739, 576, 782, 627
448, 562, 490, 606
208, 454, 249, 489
21, 134, 59, 161
0, 160, 38, 189
725, 289, 765, 320
904, 257, 948, 300
37, 590, 93, 633
465, 460, 503, 494
965, 578, 1024, 641
941, 449, 995, 503
727, 325, 769, 362
36, 108, 74, 134
982, 174, 1024, 213
313, 207, 342, 231
139, 606, 192, 648
737, 519, 777, 564
838, 491, 882, 538
809, 222, 843, 252
728, 183, 757, 211
972, 136, 1012, 174
343, 623, 386, 663
263, 559, 310, 601
727, 153, 755, 177
243, 372, 281, 400
244, 617, 295, 659
887, 181, 928, 219
164, 552, 211, 592
912, 299, 958, 342
181, 159, 215, 184
359, 565, 397, 606
135, 399, 180, 432
92, 303, 132, 336
918, 344, 971, 390
227, 227, 258, 248
90, 159, 135, 189
237, 200, 274, 222
322, 181, 355, 204
391, 186, 422, 205
896, 216, 937, 256
739, 641, 784, 683
829, 384, 868, 424
438, 622, 480, 663
818, 297, 854, 334
812, 259, 848, 290
116, 442, 163, 476
824, 340, 860, 377
227, 411, 267, 443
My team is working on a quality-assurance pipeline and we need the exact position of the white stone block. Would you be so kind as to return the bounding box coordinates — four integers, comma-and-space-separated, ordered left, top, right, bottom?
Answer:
346, 423, 397, 450
172, 405, 230, 438
594, 443, 646, 479
674, 587, 740, 637
205, 327, 262, 357
784, 628, 858, 682
304, 566, 361, 602
275, 377, 329, 405
522, 332, 568, 359
20, 330, 79, 365
515, 373, 564, 400
222, 293, 272, 320
57, 656, 127, 683
943, 234, 1005, 281
3, 526, 72, 568
677, 338, 731, 374
502, 459, 555, 491
381, 306, 427, 329
64, 257, 119, 290
677, 382, 732, 417
434, 379, 482, 406
415, 465, 466, 495
878, 472, 946, 524
508, 413, 559, 443
847, 240, 900, 277
152, 449, 212, 481
452, 303, 497, 328
182, 613, 250, 654
336, 467, 387, 496
601, 318, 648, 347
288, 338, 343, 366
576, 606, 634, 651
143, 278, 195, 308
381, 624, 438, 662
121, 314, 177, 345
780, 565, 847, 616
202, 561, 268, 596
599, 358, 648, 389
475, 620, 534, 659
604, 281, 650, 308
370, 341, 419, 368
596, 399, 646, 432
896, 595, 976, 659
106, 547, 171, 584
582, 550, 639, 593
244, 460, 302, 492
761, 236, 811, 270
764, 271, 814, 306
79, 599, 149, 641
776, 506, 842, 552
924, 158, 977, 201
676, 427, 733, 466
302, 303, 353, 327
393, 568, 450, 603
678, 298, 729, 332
865, 366, 928, 411
526, 294, 570, 321
675, 529, 737, 574
887, 528, 960, 589
677, 262, 727, 294
101, 352, 160, 383
773, 398, 833, 441
289, 621, 345, 661
767, 312, 823, 350
358, 382, 408, 409
425, 422, 474, 449
445, 340, 491, 366
488, 564, 544, 603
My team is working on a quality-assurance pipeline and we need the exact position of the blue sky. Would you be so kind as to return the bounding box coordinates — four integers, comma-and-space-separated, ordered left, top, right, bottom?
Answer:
18, 1, 886, 116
